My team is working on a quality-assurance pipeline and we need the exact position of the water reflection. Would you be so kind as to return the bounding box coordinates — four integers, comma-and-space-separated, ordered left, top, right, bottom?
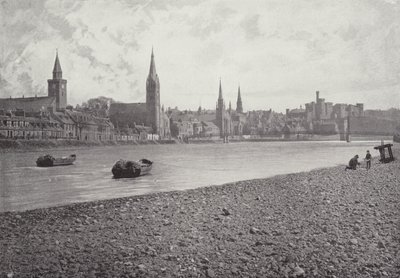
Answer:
0, 141, 385, 212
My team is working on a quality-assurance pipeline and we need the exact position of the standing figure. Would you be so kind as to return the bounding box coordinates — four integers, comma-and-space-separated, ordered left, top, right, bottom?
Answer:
345, 155, 360, 170
365, 150, 372, 170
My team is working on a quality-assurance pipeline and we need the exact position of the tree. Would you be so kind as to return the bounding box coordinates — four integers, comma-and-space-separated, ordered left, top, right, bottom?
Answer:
78, 96, 116, 117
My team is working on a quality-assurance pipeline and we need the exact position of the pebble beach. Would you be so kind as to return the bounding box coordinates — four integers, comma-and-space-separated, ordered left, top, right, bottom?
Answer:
1, 151, 399, 277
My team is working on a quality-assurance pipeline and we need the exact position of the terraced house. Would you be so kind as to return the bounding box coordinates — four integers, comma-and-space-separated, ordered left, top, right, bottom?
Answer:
0, 52, 114, 141
65, 110, 114, 141
0, 109, 62, 139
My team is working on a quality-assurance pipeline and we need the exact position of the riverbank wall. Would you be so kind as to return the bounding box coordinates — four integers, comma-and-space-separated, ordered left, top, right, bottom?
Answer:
0, 139, 177, 153
1, 134, 393, 153
1, 149, 399, 277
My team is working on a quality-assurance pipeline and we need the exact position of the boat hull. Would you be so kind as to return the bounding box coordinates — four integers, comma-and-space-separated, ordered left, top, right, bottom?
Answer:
112, 159, 153, 178
36, 154, 76, 167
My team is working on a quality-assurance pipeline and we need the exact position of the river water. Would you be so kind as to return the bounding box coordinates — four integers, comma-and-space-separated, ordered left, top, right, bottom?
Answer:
0, 141, 386, 212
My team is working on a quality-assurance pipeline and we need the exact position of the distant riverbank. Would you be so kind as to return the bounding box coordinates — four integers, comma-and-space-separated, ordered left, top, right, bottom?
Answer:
0, 139, 176, 153
0, 134, 393, 153
1, 149, 398, 277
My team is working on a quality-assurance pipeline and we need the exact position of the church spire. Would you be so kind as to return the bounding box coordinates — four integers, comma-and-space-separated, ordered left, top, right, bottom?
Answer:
236, 85, 243, 113
52, 50, 62, 79
146, 47, 161, 136
148, 47, 157, 78
218, 78, 223, 100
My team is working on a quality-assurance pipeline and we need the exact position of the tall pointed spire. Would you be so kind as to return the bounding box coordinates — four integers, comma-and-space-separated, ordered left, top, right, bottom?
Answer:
146, 47, 161, 136
148, 47, 157, 78
236, 85, 243, 113
48, 49, 67, 110
53, 50, 62, 79
218, 78, 223, 100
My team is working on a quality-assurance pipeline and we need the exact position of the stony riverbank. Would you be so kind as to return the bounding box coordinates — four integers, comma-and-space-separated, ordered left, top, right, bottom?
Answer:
1, 153, 399, 277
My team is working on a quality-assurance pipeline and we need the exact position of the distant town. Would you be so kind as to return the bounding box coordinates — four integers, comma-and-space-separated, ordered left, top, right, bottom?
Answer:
0, 50, 399, 143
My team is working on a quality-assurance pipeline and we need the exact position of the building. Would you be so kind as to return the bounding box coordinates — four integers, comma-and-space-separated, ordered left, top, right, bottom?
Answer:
288, 91, 365, 135
52, 110, 77, 139
215, 80, 233, 138
0, 52, 114, 141
109, 49, 170, 139
201, 121, 220, 137
0, 52, 67, 114
229, 86, 246, 136
65, 110, 114, 141
303, 91, 364, 121
0, 109, 63, 139
175, 120, 194, 138
236, 86, 243, 113
47, 51, 67, 111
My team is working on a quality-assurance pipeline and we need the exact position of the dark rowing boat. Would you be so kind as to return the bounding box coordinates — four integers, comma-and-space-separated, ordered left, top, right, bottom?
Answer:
112, 158, 153, 178
36, 154, 76, 167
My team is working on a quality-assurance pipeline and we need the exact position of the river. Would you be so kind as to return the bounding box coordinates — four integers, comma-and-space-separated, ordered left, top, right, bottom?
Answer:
0, 141, 386, 212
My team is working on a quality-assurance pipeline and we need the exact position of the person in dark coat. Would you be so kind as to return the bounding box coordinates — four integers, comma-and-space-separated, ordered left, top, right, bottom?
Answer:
345, 155, 360, 170
365, 150, 372, 170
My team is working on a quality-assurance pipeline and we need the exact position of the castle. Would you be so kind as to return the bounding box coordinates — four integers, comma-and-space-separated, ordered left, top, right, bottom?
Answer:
109, 49, 170, 139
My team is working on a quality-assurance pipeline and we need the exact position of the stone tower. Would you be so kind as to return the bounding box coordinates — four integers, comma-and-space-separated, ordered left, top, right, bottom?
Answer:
47, 51, 67, 110
216, 79, 225, 138
146, 48, 161, 135
236, 85, 243, 113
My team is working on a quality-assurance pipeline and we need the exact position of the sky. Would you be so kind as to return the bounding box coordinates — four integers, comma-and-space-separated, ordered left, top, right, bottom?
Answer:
1, 0, 400, 113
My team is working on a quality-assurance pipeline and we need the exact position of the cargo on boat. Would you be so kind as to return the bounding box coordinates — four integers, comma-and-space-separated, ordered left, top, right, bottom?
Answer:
36, 154, 76, 167
112, 158, 153, 178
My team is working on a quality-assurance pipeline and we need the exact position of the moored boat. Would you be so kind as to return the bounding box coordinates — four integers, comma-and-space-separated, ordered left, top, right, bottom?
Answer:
112, 158, 153, 178
36, 154, 76, 167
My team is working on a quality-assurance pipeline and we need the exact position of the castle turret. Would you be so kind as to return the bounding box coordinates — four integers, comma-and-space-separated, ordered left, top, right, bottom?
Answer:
236, 85, 243, 113
146, 48, 161, 135
47, 50, 67, 110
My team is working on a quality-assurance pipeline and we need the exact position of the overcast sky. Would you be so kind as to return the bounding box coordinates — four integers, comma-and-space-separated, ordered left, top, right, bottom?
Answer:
1, 0, 400, 112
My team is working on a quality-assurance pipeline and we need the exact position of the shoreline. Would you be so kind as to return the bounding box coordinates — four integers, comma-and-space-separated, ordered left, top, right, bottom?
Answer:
0, 135, 393, 153
1, 152, 399, 277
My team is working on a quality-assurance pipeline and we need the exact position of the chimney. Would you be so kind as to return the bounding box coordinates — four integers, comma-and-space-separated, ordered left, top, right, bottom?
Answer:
316, 91, 320, 102
286, 109, 290, 116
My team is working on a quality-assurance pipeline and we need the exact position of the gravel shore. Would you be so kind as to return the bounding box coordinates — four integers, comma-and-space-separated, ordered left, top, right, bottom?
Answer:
1, 153, 399, 277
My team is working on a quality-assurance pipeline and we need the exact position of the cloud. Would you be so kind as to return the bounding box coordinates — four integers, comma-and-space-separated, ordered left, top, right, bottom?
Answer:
240, 14, 261, 39
1, 0, 400, 112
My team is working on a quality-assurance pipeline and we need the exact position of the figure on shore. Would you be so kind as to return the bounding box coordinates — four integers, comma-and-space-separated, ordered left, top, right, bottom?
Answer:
345, 155, 360, 170
365, 150, 372, 170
